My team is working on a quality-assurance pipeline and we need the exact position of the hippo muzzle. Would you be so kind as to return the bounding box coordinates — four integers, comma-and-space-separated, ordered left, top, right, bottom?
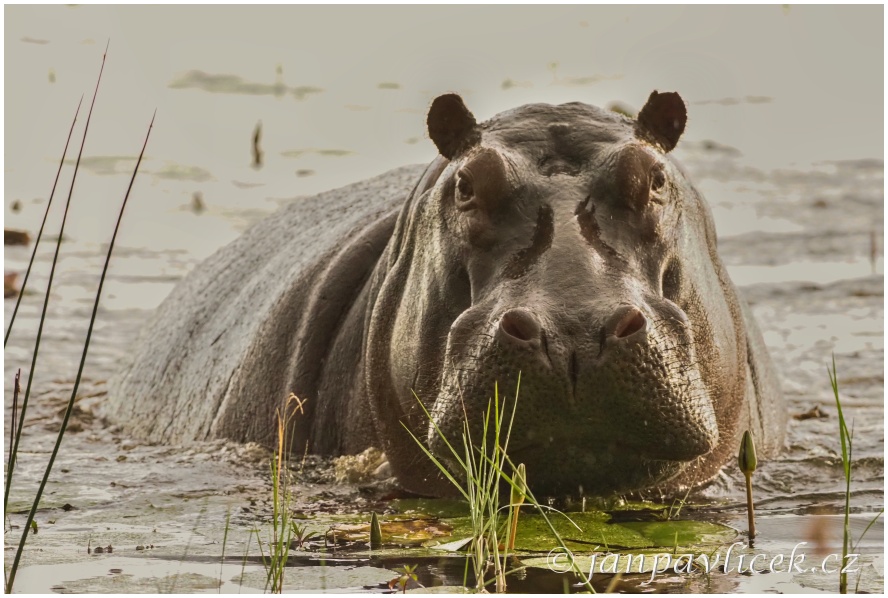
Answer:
429, 291, 720, 495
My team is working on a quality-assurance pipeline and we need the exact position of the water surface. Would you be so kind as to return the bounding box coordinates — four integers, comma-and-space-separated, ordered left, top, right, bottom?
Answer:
4, 5, 883, 593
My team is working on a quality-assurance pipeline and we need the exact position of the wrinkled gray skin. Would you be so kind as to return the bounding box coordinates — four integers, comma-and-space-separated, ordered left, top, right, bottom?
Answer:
110, 92, 786, 497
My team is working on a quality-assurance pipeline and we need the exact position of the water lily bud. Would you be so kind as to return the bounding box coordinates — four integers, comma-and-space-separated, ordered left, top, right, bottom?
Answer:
370, 512, 382, 549
738, 430, 757, 475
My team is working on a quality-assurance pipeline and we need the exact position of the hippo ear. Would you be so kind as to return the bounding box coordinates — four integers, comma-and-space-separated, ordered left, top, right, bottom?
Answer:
636, 91, 687, 152
427, 94, 481, 159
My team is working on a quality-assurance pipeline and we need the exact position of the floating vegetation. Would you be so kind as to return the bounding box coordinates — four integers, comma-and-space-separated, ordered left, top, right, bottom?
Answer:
169, 69, 323, 100
281, 148, 355, 159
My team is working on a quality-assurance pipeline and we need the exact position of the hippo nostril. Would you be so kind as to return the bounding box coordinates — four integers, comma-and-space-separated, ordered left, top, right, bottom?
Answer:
499, 309, 541, 344
606, 306, 647, 339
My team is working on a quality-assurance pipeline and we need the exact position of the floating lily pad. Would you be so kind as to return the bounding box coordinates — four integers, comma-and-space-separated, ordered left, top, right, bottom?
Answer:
520, 519, 738, 576
428, 537, 473, 552
436, 510, 737, 554
390, 498, 471, 519
619, 520, 738, 547
508, 512, 654, 551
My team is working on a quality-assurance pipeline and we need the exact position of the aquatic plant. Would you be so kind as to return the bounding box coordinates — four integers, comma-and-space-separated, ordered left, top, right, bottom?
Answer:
828, 356, 883, 594
828, 355, 852, 594
660, 487, 692, 522
405, 377, 594, 593
403, 381, 517, 592
290, 521, 321, 551
369, 512, 382, 550
3, 98, 81, 347
389, 563, 419, 593
256, 393, 305, 592
218, 508, 232, 593
738, 429, 758, 542
4, 45, 153, 593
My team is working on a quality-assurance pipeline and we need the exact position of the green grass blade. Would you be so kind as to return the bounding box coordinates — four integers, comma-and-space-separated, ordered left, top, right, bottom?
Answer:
411, 390, 469, 472
219, 507, 232, 593
4, 96, 83, 347
400, 421, 470, 501
238, 531, 254, 593
852, 508, 884, 555
5, 106, 152, 594
829, 354, 853, 594
853, 509, 883, 593
4, 45, 108, 515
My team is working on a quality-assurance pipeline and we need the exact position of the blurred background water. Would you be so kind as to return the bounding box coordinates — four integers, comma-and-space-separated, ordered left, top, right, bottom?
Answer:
3, 5, 883, 592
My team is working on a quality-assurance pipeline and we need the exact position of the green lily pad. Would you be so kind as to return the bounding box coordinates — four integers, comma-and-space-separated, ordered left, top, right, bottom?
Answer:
442, 511, 653, 552
436, 510, 737, 554
619, 520, 737, 547
390, 498, 471, 519
511, 512, 654, 551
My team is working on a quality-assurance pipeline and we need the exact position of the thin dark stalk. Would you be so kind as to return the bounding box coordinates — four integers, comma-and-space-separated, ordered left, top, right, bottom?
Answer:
5, 108, 154, 594
4, 97, 83, 347
4, 44, 108, 514
7, 370, 21, 474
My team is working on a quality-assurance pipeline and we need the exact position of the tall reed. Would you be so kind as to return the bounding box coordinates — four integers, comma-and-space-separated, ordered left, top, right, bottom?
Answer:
5, 46, 107, 514
4, 44, 155, 592
828, 355, 852, 594
257, 393, 304, 593
4, 97, 82, 347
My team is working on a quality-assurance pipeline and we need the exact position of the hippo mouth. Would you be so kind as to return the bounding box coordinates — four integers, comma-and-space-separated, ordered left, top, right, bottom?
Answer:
426, 302, 719, 497
429, 431, 695, 497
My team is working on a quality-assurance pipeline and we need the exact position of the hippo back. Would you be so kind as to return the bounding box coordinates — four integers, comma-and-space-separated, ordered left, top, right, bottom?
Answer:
108, 165, 426, 450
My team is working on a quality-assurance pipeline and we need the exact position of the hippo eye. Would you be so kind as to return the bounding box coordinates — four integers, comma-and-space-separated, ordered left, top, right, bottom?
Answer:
650, 166, 667, 193
662, 259, 681, 302
455, 173, 475, 206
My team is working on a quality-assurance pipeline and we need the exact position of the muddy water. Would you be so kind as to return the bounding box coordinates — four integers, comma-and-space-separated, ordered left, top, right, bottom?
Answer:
4, 5, 883, 594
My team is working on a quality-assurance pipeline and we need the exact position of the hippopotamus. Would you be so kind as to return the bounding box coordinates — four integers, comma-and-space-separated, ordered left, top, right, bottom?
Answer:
109, 91, 786, 497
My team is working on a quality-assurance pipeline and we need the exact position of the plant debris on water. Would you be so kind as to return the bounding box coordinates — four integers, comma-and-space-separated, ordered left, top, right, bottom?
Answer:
4, 13, 882, 593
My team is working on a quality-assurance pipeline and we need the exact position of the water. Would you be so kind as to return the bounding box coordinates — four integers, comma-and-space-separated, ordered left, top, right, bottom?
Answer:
4, 5, 883, 593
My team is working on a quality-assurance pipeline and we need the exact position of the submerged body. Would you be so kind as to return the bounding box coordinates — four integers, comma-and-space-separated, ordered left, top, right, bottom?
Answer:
110, 92, 786, 497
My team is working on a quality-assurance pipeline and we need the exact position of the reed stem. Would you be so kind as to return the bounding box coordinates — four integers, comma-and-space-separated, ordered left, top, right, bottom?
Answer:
4, 97, 83, 347
4, 44, 108, 515
5, 106, 153, 594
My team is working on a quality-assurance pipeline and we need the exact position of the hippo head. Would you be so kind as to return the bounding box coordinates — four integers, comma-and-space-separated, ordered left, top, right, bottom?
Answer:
365, 92, 747, 497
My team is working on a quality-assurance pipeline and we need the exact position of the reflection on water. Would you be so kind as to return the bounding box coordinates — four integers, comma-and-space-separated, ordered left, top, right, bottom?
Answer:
3, 4, 882, 594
